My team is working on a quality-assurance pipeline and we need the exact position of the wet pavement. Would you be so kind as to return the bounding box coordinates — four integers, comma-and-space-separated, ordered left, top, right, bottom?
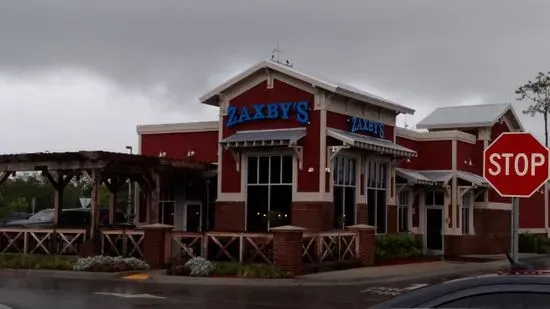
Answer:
0, 270, 502, 309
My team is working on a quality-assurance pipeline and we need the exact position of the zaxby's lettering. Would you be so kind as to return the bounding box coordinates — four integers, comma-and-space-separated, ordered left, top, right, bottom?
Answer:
226, 101, 309, 128
349, 117, 385, 139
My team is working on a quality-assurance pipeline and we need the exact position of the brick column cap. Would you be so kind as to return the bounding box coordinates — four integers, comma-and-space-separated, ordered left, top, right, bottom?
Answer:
347, 224, 376, 230
270, 225, 306, 232
140, 223, 174, 230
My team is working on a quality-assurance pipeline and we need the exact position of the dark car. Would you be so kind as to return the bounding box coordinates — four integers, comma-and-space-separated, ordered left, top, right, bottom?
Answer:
5, 208, 129, 228
0, 212, 32, 227
368, 273, 550, 308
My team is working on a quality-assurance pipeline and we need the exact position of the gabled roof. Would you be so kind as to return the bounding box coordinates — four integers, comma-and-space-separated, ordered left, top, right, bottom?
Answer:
200, 60, 415, 115
416, 103, 524, 131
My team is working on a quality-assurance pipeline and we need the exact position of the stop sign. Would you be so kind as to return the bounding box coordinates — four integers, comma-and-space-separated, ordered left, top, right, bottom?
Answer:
483, 132, 550, 198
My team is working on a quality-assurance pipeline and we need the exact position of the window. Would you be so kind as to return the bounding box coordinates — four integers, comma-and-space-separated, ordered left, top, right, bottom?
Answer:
397, 190, 410, 233
425, 191, 444, 206
367, 161, 387, 234
247, 155, 293, 231
462, 192, 472, 234
333, 156, 356, 228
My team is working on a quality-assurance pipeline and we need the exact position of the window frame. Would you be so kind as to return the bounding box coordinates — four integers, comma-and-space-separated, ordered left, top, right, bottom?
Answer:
366, 160, 388, 234
332, 155, 357, 228
397, 190, 411, 233
246, 154, 294, 231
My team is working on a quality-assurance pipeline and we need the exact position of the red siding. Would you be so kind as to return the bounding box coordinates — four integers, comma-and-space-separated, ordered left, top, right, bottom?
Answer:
141, 131, 218, 163
326, 111, 395, 141
519, 190, 545, 229
397, 137, 452, 170
456, 141, 477, 174
220, 79, 319, 193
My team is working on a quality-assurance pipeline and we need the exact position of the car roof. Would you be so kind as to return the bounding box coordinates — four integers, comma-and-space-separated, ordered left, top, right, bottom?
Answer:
369, 275, 550, 308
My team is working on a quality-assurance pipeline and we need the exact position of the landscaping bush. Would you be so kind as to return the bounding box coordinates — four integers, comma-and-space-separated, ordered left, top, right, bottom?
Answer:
375, 233, 422, 261
73, 255, 149, 272
0, 254, 76, 270
519, 233, 550, 253
185, 257, 215, 277
165, 250, 194, 275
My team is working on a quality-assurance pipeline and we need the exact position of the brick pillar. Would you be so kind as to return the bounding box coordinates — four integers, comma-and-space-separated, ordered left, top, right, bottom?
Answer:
347, 224, 376, 266
141, 223, 173, 269
271, 225, 305, 277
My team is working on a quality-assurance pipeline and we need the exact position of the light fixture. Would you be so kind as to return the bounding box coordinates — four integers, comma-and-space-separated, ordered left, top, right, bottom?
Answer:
325, 167, 331, 173
186, 150, 195, 157
308, 167, 314, 173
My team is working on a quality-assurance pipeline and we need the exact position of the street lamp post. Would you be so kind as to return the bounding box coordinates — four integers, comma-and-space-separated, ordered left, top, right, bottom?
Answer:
125, 146, 133, 218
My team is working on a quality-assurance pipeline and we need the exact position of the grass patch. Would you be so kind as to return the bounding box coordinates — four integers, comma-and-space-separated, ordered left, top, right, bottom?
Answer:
0, 253, 77, 270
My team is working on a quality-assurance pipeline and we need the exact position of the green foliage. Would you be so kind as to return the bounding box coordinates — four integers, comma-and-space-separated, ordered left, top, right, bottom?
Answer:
516, 71, 550, 146
0, 172, 132, 219
0, 254, 76, 270
168, 261, 287, 278
518, 233, 550, 254
375, 233, 422, 260
264, 210, 283, 228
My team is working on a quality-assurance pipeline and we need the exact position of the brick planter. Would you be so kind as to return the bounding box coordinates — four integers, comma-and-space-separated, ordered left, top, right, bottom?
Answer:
271, 225, 305, 277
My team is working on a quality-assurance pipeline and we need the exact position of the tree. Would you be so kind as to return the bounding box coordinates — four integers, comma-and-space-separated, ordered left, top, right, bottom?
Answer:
515, 72, 550, 146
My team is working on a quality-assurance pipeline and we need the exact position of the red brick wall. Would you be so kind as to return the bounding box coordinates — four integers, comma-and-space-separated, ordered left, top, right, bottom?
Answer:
141, 131, 218, 163
445, 208, 511, 256
291, 202, 332, 231
214, 201, 245, 231
220, 79, 320, 193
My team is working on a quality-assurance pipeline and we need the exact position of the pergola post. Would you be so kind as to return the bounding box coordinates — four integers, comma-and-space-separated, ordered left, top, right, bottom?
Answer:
150, 171, 161, 223
83, 169, 101, 239
104, 176, 125, 225
42, 171, 74, 226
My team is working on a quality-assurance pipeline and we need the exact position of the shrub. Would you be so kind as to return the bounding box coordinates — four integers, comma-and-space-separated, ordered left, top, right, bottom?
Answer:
519, 233, 550, 253
73, 256, 149, 272
375, 234, 422, 260
166, 250, 194, 275
184, 257, 215, 277
0, 254, 76, 270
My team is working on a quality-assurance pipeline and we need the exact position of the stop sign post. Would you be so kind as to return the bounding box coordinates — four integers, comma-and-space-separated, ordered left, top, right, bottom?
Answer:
483, 132, 550, 262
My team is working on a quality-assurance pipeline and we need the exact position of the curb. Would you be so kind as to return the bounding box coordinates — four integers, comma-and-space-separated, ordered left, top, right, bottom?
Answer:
1, 255, 548, 287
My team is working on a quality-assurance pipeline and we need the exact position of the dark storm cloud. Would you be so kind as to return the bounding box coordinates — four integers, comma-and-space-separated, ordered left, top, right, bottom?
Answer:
1, 0, 550, 108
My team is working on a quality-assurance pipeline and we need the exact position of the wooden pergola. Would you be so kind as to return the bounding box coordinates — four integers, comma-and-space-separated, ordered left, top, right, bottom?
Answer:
0, 151, 211, 238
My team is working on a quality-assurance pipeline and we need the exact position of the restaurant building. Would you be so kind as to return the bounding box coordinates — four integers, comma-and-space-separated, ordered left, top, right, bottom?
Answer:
136, 60, 547, 256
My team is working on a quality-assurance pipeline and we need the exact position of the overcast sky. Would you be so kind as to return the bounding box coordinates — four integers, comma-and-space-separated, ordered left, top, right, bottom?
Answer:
1, 0, 549, 153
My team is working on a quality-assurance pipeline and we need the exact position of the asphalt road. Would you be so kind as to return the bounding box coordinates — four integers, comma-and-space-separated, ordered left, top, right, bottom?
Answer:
0, 275, 412, 309
0, 270, 493, 309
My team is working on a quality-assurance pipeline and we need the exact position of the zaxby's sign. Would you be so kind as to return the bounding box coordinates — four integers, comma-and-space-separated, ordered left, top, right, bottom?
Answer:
348, 116, 385, 139
226, 101, 310, 128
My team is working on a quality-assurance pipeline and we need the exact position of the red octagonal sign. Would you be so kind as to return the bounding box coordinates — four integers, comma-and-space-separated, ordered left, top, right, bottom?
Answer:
483, 132, 550, 198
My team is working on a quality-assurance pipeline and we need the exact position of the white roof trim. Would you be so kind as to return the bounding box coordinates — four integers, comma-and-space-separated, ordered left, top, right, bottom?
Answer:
137, 121, 218, 135
200, 60, 415, 115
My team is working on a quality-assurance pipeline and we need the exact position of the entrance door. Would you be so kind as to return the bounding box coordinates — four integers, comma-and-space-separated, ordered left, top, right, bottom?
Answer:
184, 202, 202, 232
426, 208, 443, 255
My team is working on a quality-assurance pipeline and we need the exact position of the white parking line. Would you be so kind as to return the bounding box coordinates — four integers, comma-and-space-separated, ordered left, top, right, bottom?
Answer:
360, 283, 428, 295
